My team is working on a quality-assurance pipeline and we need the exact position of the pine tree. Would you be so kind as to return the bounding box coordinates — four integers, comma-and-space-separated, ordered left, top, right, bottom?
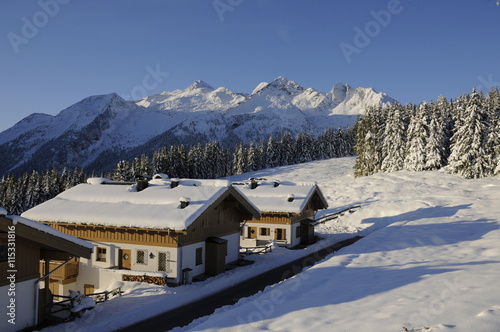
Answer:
26, 170, 42, 210
187, 143, 204, 178
404, 103, 429, 171
266, 136, 279, 168
486, 88, 500, 175
425, 102, 447, 170
233, 144, 247, 174
353, 109, 381, 177
447, 89, 491, 178
152, 147, 169, 175
380, 103, 407, 172
278, 132, 293, 166
114, 160, 133, 181
246, 141, 256, 172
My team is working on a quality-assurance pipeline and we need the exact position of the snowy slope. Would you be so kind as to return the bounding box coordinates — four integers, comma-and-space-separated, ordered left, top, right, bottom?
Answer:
39, 157, 500, 332
0, 77, 393, 175
182, 162, 500, 332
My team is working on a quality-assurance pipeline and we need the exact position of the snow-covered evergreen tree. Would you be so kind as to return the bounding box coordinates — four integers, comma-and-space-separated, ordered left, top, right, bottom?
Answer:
404, 103, 429, 171
278, 132, 293, 166
114, 160, 133, 181
380, 103, 407, 172
486, 88, 500, 175
353, 109, 381, 177
447, 89, 491, 178
425, 102, 447, 170
246, 141, 256, 172
233, 144, 247, 175
266, 136, 279, 168
152, 147, 169, 175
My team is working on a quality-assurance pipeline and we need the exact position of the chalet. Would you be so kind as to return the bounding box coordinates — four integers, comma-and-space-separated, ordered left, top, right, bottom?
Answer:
233, 179, 328, 248
0, 208, 93, 332
21, 176, 260, 291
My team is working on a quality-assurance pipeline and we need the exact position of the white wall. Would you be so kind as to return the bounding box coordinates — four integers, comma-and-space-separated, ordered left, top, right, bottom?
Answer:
222, 232, 240, 264
66, 232, 241, 290
180, 232, 240, 281
243, 222, 300, 248
61, 242, 180, 292
0, 279, 36, 332
181, 241, 205, 279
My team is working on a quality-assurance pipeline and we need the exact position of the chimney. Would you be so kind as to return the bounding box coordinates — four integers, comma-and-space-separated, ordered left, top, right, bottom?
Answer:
273, 180, 280, 187
171, 178, 180, 188
287, 194, 295, 202
180, 197, 191, 209
136, 180, 149, 192
249, 178, 258, 190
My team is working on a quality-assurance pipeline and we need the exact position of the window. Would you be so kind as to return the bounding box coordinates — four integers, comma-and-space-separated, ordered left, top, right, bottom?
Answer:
158, 252, 167, 272
260, 227, 270, 236
275, 228, 286, 241
96, 247, 107, 262
196, 247, 203, 266
136, 250, 147, 265
296, 225, 301, 239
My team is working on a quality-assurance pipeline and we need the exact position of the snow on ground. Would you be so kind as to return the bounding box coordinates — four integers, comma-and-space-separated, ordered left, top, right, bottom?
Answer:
40, 157, 500, 332
176, 158, 500, 332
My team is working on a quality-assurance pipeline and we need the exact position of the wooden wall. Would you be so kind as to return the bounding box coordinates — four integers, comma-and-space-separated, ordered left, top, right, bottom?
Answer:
0, 236, 40, 287
42, 200, 246, 248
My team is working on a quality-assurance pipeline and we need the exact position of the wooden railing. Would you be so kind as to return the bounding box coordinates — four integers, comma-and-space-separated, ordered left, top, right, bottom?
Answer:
40, 260, 79, 280
314, 205, 362, 225
50, 286, 124, 318
240, 243, 273, 255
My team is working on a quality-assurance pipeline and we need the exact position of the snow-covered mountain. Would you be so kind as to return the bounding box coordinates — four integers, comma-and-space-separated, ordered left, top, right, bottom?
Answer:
0, 77, 394, 175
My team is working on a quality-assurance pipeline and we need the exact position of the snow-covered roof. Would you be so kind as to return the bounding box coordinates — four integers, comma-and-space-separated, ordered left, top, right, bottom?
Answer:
6, 215, 94, 250
232, 179, 328, 214
21, 178, 237, 231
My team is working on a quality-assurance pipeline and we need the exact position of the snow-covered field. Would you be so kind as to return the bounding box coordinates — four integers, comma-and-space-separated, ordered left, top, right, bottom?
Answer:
41, 157, 500, 332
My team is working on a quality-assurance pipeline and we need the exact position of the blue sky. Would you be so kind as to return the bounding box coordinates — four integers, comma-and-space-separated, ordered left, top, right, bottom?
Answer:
1, 0, 499, 132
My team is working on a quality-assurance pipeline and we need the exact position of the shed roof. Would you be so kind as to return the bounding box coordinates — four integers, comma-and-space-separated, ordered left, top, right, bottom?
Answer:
21, 178, 259, 231
0, 213, 93, 259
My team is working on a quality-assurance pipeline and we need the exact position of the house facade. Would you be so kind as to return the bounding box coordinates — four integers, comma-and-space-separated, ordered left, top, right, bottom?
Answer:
0, 209, 92, 332
21, 176, 260, 292
234, 179, 328, 248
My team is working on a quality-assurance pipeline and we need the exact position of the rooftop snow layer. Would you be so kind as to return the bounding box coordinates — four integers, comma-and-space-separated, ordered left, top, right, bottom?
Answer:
6, 215, 93, 250
21, 179, 232, 230
232, 180, 322, 214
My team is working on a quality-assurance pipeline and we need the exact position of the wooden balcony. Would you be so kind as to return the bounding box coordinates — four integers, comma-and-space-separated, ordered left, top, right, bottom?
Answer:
40, 259, 79, 281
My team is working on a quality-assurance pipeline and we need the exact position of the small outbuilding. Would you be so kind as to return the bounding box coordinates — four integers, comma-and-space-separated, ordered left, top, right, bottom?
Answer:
233, 179, 328, 248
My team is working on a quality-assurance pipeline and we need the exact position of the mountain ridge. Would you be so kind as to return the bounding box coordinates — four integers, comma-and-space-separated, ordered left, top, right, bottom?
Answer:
0, 77, 395, 175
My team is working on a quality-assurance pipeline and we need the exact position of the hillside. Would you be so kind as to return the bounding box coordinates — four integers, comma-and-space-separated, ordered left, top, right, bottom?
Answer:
40, 157, 500, 332
0, 77, 394, 175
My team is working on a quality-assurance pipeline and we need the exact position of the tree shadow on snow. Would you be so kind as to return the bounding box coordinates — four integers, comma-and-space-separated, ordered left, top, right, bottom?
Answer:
202, 258, 499, 331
